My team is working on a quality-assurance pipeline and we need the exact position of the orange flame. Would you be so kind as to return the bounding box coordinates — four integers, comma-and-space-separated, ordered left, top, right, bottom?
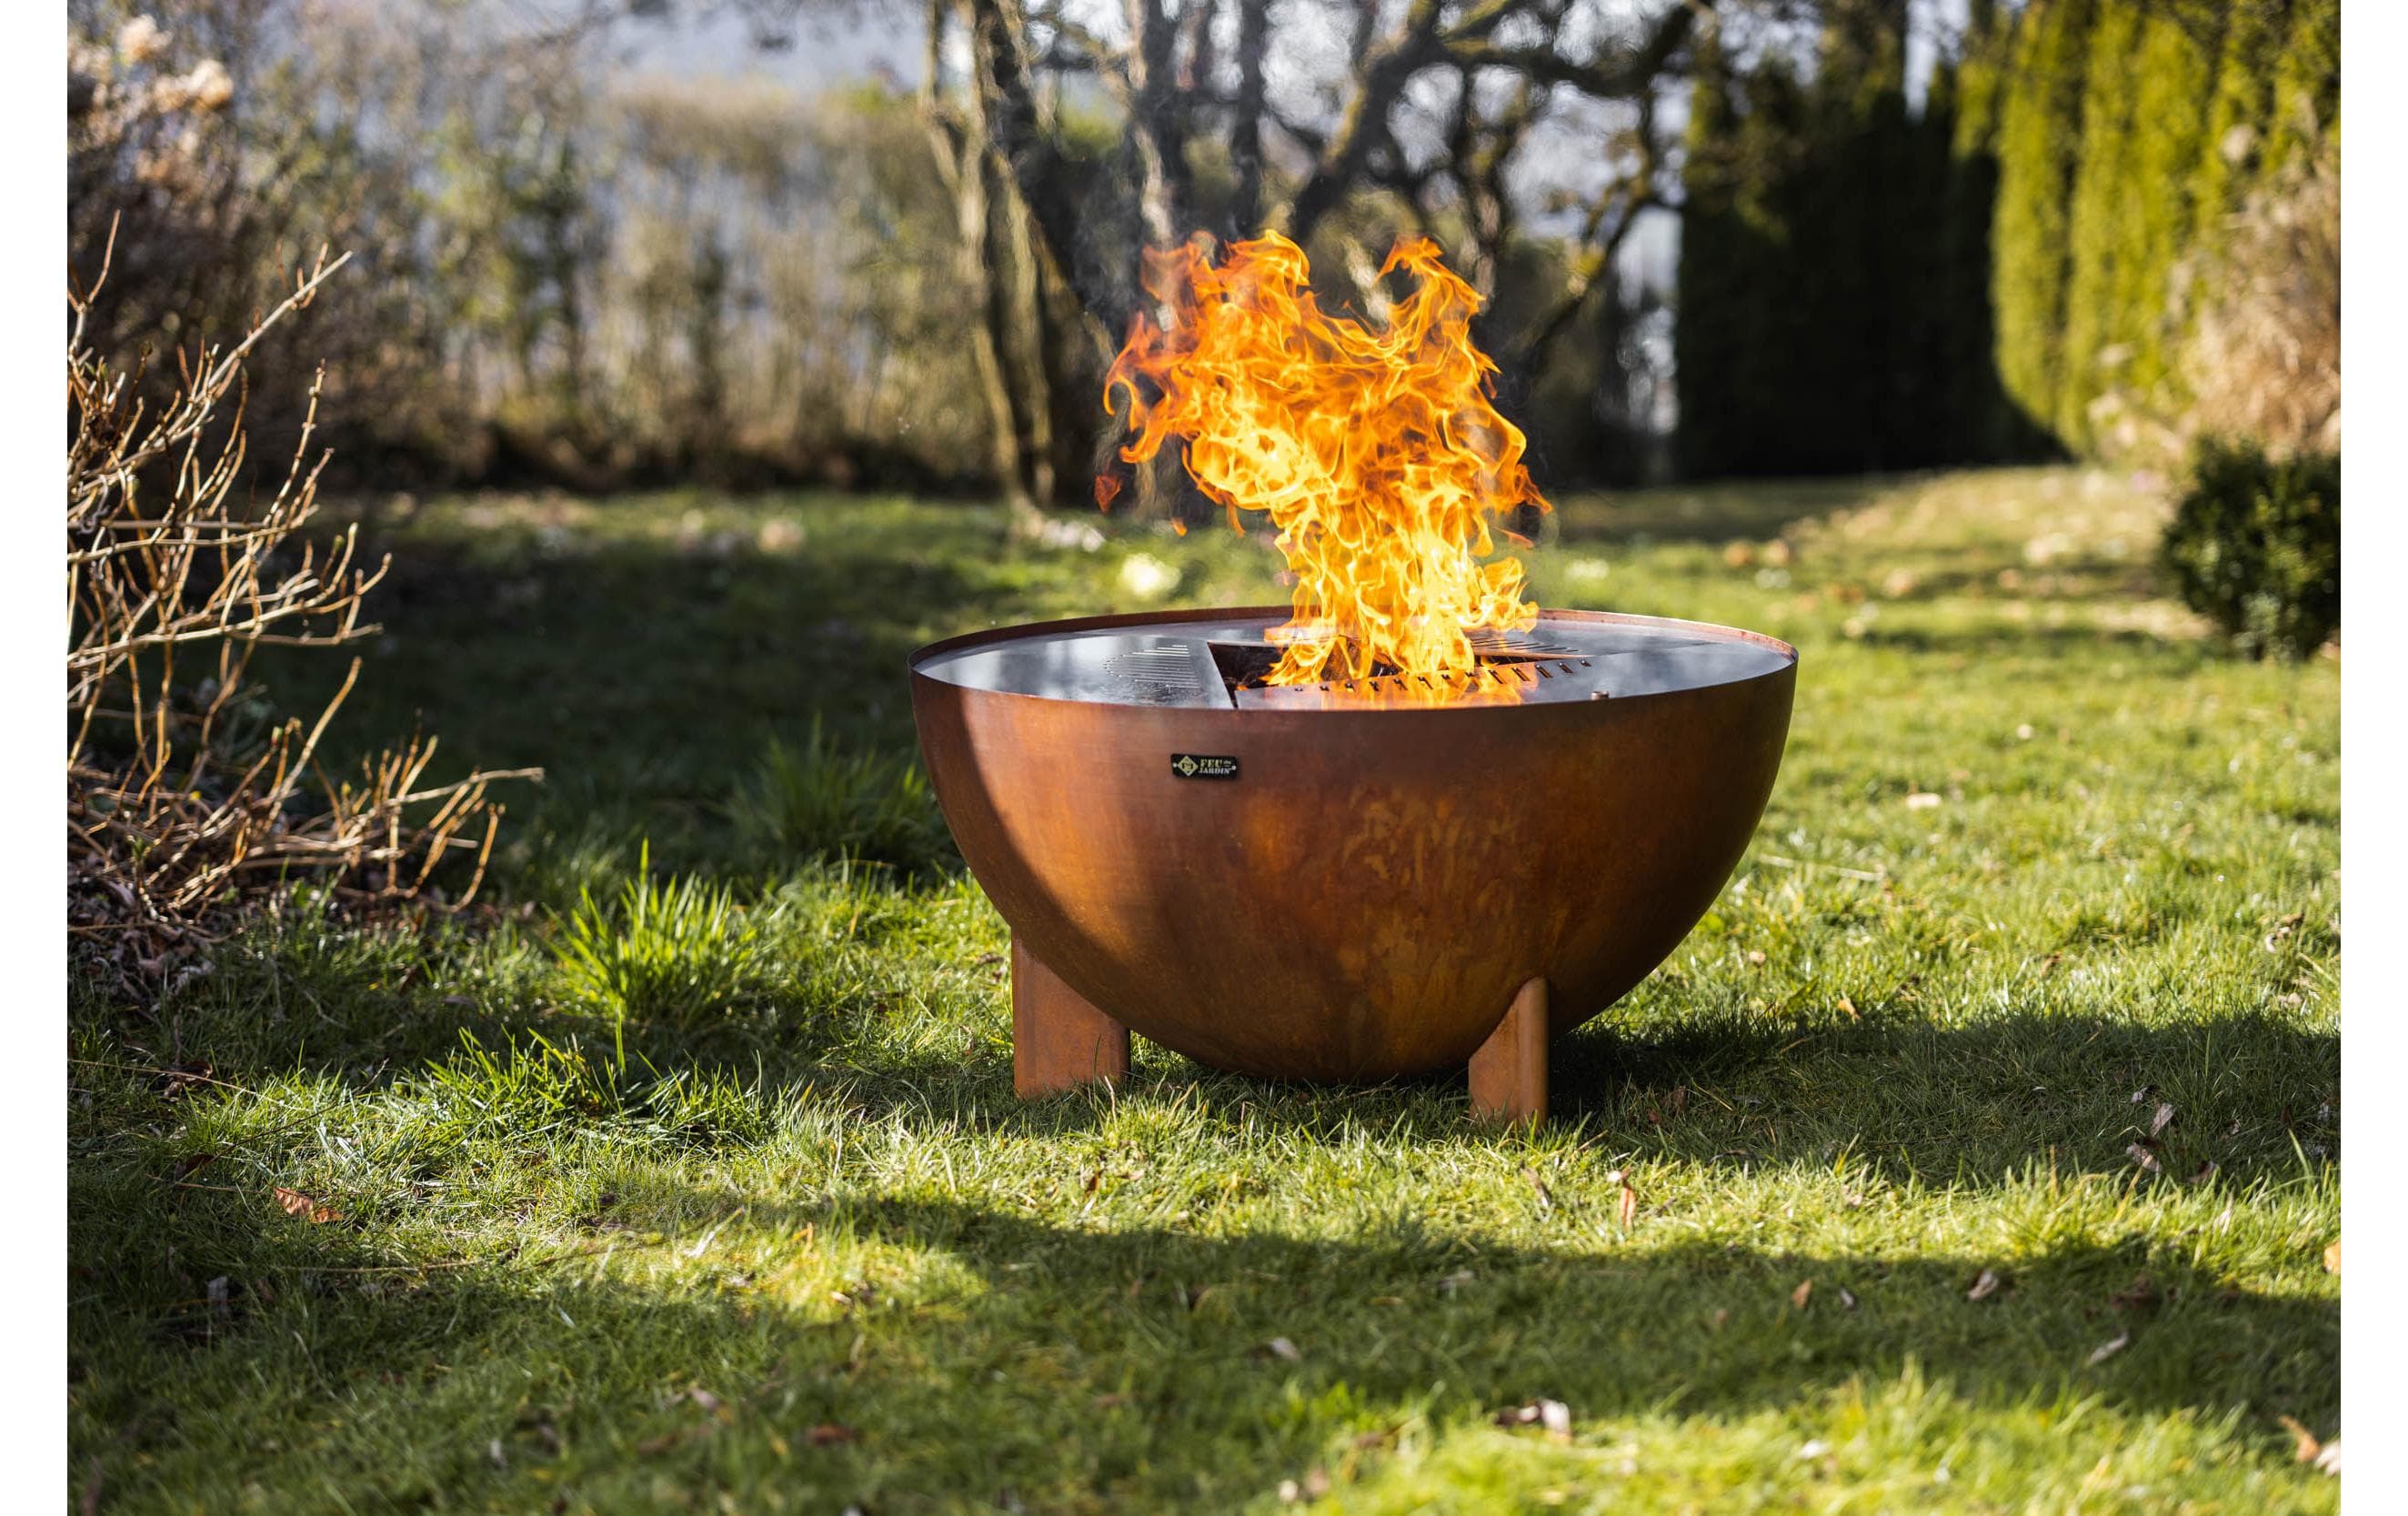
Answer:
1103, 232, 1548, 698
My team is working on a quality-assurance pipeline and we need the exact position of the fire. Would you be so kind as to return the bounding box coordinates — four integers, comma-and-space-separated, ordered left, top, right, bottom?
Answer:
1103, 232, 1548, 698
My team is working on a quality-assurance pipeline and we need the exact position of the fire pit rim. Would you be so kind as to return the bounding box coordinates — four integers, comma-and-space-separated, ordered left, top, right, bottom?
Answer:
908, 603, 1799, 714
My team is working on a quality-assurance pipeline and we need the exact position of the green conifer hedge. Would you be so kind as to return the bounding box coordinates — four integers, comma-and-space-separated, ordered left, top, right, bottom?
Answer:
1675, 0, 2337, 477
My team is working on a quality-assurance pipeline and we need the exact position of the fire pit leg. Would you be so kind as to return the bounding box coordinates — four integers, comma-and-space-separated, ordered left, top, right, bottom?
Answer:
1469, 977, 1549, 1125
1010, 936, 1131, 1098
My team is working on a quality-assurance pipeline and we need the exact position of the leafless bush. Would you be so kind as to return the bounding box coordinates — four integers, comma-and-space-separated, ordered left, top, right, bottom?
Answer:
68, 230, 536, 987
2179, 137, 2341, 459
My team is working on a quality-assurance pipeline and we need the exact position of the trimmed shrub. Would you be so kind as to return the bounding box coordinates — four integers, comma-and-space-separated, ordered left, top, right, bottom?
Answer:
2162, 438, 2339, 659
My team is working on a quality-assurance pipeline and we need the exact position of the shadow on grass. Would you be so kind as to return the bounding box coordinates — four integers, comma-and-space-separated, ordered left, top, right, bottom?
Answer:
1848, 621, 2212, 659
256, 510, 1032, 878
1550, 478, 1889, 548
119, 923, 2342, 1192
69, 1175, 2336, 1512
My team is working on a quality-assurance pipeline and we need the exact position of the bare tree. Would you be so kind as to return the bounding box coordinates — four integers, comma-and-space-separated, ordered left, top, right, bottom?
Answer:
927, 0, 1731, 506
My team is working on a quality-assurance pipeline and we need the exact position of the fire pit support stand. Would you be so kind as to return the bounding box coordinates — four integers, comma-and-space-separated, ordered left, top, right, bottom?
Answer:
1010, 936, 1130, 1098
1468, 978, 1549, 1125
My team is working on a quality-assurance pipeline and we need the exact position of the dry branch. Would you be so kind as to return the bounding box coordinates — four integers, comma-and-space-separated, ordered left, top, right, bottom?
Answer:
67, 229, 537, 986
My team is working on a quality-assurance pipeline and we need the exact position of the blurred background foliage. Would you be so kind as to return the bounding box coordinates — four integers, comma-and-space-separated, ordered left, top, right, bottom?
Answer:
66, 0, 2337, 651
70, 0, 992, 496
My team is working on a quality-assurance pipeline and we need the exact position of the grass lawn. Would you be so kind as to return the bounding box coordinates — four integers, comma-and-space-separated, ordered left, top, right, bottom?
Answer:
68, 467, 2339, 1513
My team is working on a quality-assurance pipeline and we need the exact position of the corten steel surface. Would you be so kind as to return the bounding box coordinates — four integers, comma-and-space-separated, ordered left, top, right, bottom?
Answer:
1469, 978, 1550, 1125
909, 607, 1797, 1090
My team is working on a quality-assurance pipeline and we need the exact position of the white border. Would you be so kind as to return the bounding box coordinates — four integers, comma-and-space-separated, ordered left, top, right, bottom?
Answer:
17, 3, 2384, 1511
20, 5, 68, 1510
2340, 0, 2393, 1506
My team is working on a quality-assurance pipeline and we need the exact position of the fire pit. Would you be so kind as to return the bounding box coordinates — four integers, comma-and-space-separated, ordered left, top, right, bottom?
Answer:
910, 605, 1795, 1120
910, 229, 1796, 1119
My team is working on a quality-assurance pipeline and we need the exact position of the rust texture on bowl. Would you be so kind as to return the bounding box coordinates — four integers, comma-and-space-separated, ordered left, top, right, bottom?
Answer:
909, 607, 1797, 1087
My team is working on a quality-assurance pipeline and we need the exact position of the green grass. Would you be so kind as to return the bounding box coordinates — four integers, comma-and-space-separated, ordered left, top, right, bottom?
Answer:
68, 467, 2338, 1513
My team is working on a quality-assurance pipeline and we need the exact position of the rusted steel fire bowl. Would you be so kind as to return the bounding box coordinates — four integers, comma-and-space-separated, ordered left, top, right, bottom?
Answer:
909, 607, 1796, 1110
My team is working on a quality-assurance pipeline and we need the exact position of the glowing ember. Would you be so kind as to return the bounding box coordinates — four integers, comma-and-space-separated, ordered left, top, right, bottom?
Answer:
1103, 232, 1548, 698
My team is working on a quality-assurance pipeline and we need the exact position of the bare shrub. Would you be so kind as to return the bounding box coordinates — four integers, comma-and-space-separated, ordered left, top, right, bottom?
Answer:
69, 5, 473, 472
67, 231, 536, 986
2177, 137, 2341, 459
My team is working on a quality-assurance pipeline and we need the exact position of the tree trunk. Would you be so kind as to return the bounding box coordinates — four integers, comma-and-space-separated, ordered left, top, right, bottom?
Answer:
1229, 0, 1271, 237
925, 115, 1032, 502
993, 161, 1057, 505
1121, 0, 1191, 250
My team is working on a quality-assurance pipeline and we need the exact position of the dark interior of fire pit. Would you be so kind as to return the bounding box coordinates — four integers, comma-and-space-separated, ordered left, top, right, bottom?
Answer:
1206, 638, 1562, 698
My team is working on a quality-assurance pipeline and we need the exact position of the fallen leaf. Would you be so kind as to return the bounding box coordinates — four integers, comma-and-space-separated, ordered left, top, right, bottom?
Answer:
2111, 1275, 2160, 1313
2314, 1441, 2341, 1476
1838, 1285, 1859, 1311
1904, 791, 1941, 810
2131, 1085, 2157, 1105
159, 1061, 214, 1099
2125, 1142, 2162, 1175
1966, 1269, 2005, 1302
2187, 1160, 2219, 1185
1797, 1439, 1831, 1460
1438, 1270, 1476, 1294
635, 1431, 686, 1457
272, 1188, 340, 1224
1747, 949, 1768, 966
2150, 1101, 2176, 1138
2277, 1415, 2322, 1462
1836, 995, 1859, 1020
1522, 1167, 1553, 1215
1791, 1279, 1814, 1310
2324, 1239, 2341, 1274
687, 1388, 723, 1414
1495, 1399, 1573, 1442
805, 1423, 857, 1447
2086, 1330, 2131, 1366
1617, 1181, 1638, 1230
1266, 1336, 1301, 1363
